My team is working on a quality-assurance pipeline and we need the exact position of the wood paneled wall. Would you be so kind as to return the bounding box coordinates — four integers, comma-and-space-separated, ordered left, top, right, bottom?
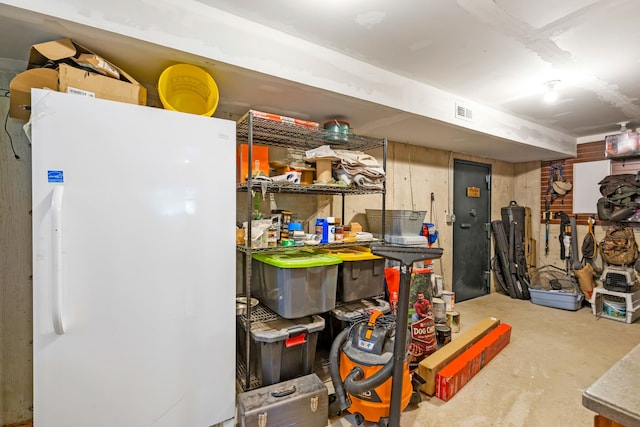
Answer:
611, 157, 640, 175
540, 140, 640, 225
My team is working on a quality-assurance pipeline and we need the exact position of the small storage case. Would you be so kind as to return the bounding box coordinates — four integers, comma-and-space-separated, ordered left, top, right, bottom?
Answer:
237, 373, 328, 427
592, 287, 640, 324
315, 246, 385, 302
601, 265, 638, 292
252, 250, 342, 318
237, 305, 325, 386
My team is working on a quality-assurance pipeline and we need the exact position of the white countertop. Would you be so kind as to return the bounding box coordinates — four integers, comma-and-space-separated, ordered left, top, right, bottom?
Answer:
583, 342, 640, 427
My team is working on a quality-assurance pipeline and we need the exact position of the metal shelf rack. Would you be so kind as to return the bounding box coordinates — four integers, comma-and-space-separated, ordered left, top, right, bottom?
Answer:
236, 110, 387, 391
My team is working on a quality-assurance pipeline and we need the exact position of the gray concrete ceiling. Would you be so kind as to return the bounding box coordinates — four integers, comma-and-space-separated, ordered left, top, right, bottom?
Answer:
1, 1, 638, 162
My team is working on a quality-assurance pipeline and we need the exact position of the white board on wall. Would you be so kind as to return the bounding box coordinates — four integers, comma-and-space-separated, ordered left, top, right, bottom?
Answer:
573, 160, 611, 213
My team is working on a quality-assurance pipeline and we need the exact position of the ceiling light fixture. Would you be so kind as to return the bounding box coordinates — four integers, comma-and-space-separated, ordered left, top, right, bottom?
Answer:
543, 80, 560, 103
617, 121, 630, 133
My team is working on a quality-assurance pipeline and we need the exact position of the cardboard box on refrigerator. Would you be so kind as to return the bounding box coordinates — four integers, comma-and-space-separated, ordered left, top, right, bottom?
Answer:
10, 38, 146, 121
435, 323, 512, 401
417, 316, 501, 395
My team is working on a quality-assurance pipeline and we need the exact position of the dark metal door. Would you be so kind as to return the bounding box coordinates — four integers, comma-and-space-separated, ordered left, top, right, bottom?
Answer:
452, 160, 491, 302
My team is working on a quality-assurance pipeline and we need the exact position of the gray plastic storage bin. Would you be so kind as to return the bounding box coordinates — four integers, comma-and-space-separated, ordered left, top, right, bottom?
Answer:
340, 257, 384, 302
365, 209, 426, 238
237, 305, 325, 386
314, 247, 385, 303
252, 250, 341, 318
530, 288, 583, 311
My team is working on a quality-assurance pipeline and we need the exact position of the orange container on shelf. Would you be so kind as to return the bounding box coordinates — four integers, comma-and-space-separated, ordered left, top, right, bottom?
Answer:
237, 144, 269, 183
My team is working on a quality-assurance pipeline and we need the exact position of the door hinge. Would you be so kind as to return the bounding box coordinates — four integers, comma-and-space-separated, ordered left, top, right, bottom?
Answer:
485, 222, 491, 239
485, 175, 491, 190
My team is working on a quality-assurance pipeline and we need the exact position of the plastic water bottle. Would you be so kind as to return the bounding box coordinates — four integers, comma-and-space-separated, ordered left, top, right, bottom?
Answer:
316, 218, 329, 243
327, 216, 335, 243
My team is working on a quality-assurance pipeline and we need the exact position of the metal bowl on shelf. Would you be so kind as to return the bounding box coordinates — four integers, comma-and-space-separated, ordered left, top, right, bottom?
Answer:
323, 120, 351, 143
236, 297, 259, 315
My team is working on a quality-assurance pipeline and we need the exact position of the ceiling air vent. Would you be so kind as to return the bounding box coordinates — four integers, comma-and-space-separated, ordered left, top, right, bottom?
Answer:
455, 102, 473, 121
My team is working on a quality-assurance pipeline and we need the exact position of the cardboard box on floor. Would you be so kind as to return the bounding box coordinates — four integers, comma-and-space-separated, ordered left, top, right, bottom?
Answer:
9, 38, 147, 121
435, 323, 512, 401
417, 316, 501, 395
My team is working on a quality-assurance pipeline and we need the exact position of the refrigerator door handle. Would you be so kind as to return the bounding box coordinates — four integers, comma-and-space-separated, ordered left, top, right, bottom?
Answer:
51, 186, 65, 335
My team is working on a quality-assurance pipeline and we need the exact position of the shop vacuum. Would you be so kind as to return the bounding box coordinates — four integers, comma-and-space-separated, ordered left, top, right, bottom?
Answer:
330, 244, 444, 427
329, 310, 412, 425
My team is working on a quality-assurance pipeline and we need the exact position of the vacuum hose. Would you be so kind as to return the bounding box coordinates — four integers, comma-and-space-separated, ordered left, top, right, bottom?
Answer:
329, 325, 396, 411
329, 327, 352, 412
343, 355, 395, 395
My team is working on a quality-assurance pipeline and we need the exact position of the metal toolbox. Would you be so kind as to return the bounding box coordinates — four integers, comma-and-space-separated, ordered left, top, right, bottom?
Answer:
237, 373, 328, 427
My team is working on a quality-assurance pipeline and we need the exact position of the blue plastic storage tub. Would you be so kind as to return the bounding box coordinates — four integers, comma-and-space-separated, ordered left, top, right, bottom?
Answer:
529, 288, 583, 311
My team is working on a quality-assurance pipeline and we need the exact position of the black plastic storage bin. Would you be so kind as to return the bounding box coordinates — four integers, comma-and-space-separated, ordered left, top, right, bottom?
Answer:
318, 297, 390, 350
237, 305, 325, 386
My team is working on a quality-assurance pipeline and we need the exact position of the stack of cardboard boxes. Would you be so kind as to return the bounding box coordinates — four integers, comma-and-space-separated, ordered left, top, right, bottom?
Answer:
10, 38, 146, 121
417, 316, 512, 401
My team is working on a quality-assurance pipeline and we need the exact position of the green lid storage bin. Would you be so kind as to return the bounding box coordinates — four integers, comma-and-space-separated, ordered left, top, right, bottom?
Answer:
252, 250, 342, 318
315, 246, 385, 303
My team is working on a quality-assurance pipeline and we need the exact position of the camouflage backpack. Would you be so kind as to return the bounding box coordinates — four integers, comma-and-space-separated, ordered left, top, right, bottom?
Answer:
599, 225, 638, 266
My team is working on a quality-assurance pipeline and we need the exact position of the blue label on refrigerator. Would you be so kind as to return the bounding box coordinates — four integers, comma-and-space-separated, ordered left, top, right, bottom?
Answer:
48, 170, 64, 183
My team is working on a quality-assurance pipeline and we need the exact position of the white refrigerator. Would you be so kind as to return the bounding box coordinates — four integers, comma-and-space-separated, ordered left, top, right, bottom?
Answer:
30, 89, 236, 426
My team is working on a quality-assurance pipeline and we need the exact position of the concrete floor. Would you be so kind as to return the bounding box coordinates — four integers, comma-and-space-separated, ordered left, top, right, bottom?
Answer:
328, 292, 640, 427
